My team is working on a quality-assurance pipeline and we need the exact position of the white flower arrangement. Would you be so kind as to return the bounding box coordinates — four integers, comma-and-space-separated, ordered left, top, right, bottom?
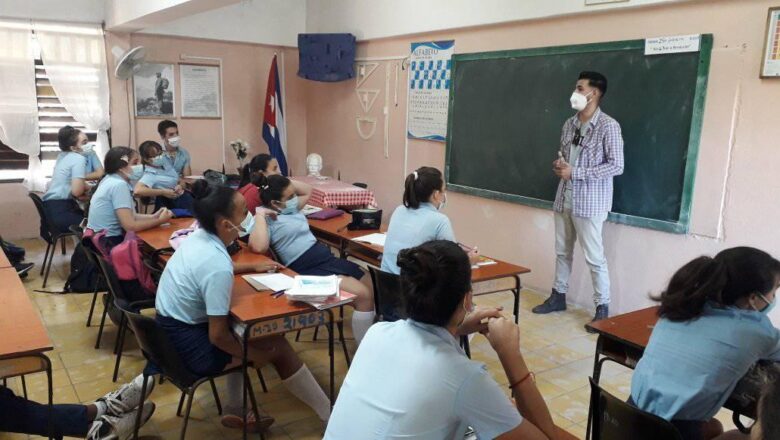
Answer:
229, 139, 250, 167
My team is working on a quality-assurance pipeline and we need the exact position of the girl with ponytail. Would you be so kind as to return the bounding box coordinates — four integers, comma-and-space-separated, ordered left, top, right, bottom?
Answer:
238, 153, 280, 213
631, 247, 780, 440
381, 166, 479, 275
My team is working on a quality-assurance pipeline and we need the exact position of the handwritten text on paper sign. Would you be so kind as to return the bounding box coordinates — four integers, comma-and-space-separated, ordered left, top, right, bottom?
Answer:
645, 34, 701, 55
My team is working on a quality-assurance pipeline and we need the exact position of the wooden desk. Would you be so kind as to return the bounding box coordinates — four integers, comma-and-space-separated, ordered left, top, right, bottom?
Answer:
307, 214, 531, 321
0, 248, 12, 269
135, 218, 194, 251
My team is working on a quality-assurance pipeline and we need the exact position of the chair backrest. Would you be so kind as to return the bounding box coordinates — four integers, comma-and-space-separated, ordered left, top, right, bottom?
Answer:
589, 378, 683, 440
71, 226, 104, 270
367, 266, 405, 322
28, 192, 55, 243
94, 254, 136, 308
121, 307, 199, 389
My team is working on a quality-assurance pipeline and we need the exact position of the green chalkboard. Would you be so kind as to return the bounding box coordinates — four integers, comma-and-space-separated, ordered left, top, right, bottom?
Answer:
445, 36, 712, 233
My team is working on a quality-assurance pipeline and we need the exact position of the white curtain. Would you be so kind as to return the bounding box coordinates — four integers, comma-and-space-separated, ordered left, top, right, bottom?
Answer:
34, 22, 111, 160
0, 20, 45, 191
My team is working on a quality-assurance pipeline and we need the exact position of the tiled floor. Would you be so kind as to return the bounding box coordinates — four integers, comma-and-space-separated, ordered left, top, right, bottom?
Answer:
1, 238, 739, 439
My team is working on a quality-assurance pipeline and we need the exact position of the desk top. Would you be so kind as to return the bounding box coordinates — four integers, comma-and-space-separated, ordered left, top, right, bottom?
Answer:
0, 268, 52, 359
0, 248, 12, 269
136, 218, 195, 251
585, 306, 660, 350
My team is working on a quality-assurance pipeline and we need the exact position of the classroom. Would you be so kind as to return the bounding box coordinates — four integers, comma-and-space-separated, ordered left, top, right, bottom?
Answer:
0, 0, 779, 439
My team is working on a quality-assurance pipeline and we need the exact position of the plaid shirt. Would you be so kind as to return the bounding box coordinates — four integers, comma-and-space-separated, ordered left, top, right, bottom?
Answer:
553, 108, 624, 217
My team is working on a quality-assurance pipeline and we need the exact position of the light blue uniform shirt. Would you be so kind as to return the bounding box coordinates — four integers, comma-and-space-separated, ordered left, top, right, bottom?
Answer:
43, 152, 86, 201
381, 203, 456, 274
267, 212, 317, 265
156, 229, 234, 324
84, 151, 103, 175
325, 320, 523, 440
86, 174, 135, 237
163, 146, 191, 176
631, 303, 780, 421
138, 163, 180, 189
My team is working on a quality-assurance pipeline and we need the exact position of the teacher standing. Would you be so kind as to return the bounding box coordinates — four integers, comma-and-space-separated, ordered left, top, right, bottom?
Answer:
532, 71, 624, 328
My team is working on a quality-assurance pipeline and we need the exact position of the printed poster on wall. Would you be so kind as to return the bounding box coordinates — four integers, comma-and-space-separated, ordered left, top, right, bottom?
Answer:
407, 40, 454, 142
180, 64, 221, 118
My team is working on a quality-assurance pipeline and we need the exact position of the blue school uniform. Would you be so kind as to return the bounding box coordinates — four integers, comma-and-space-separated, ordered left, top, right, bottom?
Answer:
631, 303, 780, 422
84, 151, 102, 175
86, 174, 135, 237
381, 203, 456, 275
163, 146, 191, 176
138, 164, 180, 190
42, 152, 87, 233
267, 211, 363, 279
155, 228, 234, 375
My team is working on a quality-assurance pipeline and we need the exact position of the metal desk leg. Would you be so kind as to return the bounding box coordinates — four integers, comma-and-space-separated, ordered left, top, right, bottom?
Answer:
241, 323, 252, 440
327, 310, 335, 406
586, 336, 605, 440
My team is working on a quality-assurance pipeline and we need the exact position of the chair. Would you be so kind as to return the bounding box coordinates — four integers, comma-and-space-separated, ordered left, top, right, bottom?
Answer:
68, 225, 107, 331
588, 378, 683, 440
367, 266, 471, 357
122, 307, 266, 440
93, 255, 155, 383
28, 192, 78, 288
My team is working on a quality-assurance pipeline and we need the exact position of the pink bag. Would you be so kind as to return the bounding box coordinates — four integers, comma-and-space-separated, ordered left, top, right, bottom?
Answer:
109, 232, 156, 297
169, 220, 199, 250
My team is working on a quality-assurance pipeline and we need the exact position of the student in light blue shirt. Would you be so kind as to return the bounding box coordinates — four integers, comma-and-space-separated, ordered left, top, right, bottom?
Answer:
154, 179, 331, 432
382, 167, 478, 275
133, 140, 193, 211
157, 120, 191, 177
82, 146, 105, 181
630, 247, 780, 440
86, 147, 173, 249
42, 126, 89, 233
248, 174, 376, 345
325, 240, 558, 440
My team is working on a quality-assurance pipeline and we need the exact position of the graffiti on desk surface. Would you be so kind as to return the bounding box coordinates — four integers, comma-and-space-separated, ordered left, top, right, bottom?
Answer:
249, 312, 327, 338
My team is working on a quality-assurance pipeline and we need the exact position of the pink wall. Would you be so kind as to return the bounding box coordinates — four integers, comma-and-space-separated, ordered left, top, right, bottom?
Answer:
1, 32, 306, 240
303, 0, 780, 316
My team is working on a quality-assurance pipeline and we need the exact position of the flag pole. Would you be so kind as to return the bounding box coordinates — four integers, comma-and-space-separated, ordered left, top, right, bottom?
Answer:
277, 50, 289, 173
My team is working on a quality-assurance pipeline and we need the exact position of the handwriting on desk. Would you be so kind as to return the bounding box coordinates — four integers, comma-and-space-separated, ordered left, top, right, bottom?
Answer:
249, 312, 327, 339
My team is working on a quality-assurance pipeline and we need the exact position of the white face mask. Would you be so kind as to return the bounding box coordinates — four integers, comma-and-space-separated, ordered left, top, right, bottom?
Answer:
570, 90, 594, 111
80, 143, 95, 155
167, 136, 181, 148
437, 192, 447, 211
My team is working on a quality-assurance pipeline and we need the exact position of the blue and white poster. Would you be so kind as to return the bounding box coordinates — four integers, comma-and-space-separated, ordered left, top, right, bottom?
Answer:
407, 40, 454, 142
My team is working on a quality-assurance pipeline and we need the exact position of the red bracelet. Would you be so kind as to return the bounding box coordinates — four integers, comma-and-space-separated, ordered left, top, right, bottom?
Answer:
508, 371, 535, 389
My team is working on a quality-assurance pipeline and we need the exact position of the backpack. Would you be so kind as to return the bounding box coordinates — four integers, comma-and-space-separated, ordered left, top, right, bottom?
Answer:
109, 232, 156, 297
64, 243, 109, 293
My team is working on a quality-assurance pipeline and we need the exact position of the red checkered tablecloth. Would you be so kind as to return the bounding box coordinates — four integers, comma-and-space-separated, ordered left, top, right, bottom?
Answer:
291, 176, 377, 208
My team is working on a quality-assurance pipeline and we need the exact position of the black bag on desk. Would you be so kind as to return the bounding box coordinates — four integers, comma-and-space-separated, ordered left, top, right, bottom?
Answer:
348, 209, 382, 230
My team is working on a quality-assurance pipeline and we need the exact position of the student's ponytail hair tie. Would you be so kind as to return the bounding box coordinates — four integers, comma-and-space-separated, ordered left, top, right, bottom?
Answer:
413, 171, 419, 180
261, 184, 269, 190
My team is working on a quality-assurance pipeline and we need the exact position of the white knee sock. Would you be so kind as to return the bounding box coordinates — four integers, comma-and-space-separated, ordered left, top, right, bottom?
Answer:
224, 371, 244, 415
351, 310, 375, 345
282, 364, 331, 421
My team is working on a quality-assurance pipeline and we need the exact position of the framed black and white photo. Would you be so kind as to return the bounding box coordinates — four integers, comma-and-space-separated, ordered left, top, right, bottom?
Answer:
180, 63, 221, 118
134, 63, 175, 117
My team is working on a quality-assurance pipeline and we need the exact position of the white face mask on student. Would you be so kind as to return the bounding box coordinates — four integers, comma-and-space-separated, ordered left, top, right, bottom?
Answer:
167, 136, 181, 148
437, 192, 448, 211
570, 90, 595, 111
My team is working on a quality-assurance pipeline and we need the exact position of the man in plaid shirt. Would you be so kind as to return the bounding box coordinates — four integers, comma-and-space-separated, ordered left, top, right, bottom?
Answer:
533, 71, 624, 328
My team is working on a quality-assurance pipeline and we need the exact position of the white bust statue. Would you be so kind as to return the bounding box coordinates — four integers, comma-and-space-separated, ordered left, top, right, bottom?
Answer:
306, 153, 323, 177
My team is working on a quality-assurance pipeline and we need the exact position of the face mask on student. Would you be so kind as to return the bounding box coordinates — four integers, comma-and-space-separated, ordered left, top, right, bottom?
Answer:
80, 143, 95, 155
151, 155, 166, 167
280, 196, 299, 215
128, 164, 144, 183
754, 293, 776, 316
437, 192, 448, 211
570, 90, 594, 111
167, 136, 181, 148
237, 211, 255, 237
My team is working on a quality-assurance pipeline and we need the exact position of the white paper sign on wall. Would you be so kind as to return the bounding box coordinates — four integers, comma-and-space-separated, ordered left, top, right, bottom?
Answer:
645, 34, 701, 55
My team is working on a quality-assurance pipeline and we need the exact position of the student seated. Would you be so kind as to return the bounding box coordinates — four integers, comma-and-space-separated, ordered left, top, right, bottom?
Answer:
630, 247, 780, 440
381, 166, 478, 275
154, 179, 331, 431
157, 120, 191, 178
133, 140, 193, 212
41, 126, 91, 233
0, 374, 154, 439
248, 175, 376, 344
86, 147, 173, 250
325, 240, 557, 439
238, 153, 281, 214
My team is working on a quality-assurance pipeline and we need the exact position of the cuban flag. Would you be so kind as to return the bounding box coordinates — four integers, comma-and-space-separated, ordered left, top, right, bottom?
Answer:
263, 55, 288, 175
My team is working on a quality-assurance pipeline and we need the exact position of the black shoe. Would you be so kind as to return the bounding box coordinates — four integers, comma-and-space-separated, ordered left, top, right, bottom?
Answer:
532, 290, 567, 314
585, 304, 609, 333
15, 262, 34, 277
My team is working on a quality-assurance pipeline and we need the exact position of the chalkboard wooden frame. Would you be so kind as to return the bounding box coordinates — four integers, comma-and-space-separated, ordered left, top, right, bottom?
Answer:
444, 35, 712, 234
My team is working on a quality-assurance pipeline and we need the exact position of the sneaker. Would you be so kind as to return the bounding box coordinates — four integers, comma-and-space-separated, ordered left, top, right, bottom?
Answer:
97, 374, 156, 417
585, 304, 609, 333
86, 401, 155, 440
14, 262, 34, 276
221, 410, 275, 433
531, 289, 567, 314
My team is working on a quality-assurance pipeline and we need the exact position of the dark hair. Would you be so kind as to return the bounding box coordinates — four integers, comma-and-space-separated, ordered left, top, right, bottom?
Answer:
579, 71, 608, 97
190, 180, 237, 235
397, 240, 472, 327
403, 167, 444, 209
157, 120, 178, 137
58, 126, 82, 152
138, 140, 163, 164
240, 153, 274, 188
104, 147, 137, 175
656, 247, 780, 321
258, 174, 292, 207
757, 377, 780, 440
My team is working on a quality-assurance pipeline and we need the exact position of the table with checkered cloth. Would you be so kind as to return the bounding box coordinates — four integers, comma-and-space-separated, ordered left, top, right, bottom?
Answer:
291, 176, 377, 208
